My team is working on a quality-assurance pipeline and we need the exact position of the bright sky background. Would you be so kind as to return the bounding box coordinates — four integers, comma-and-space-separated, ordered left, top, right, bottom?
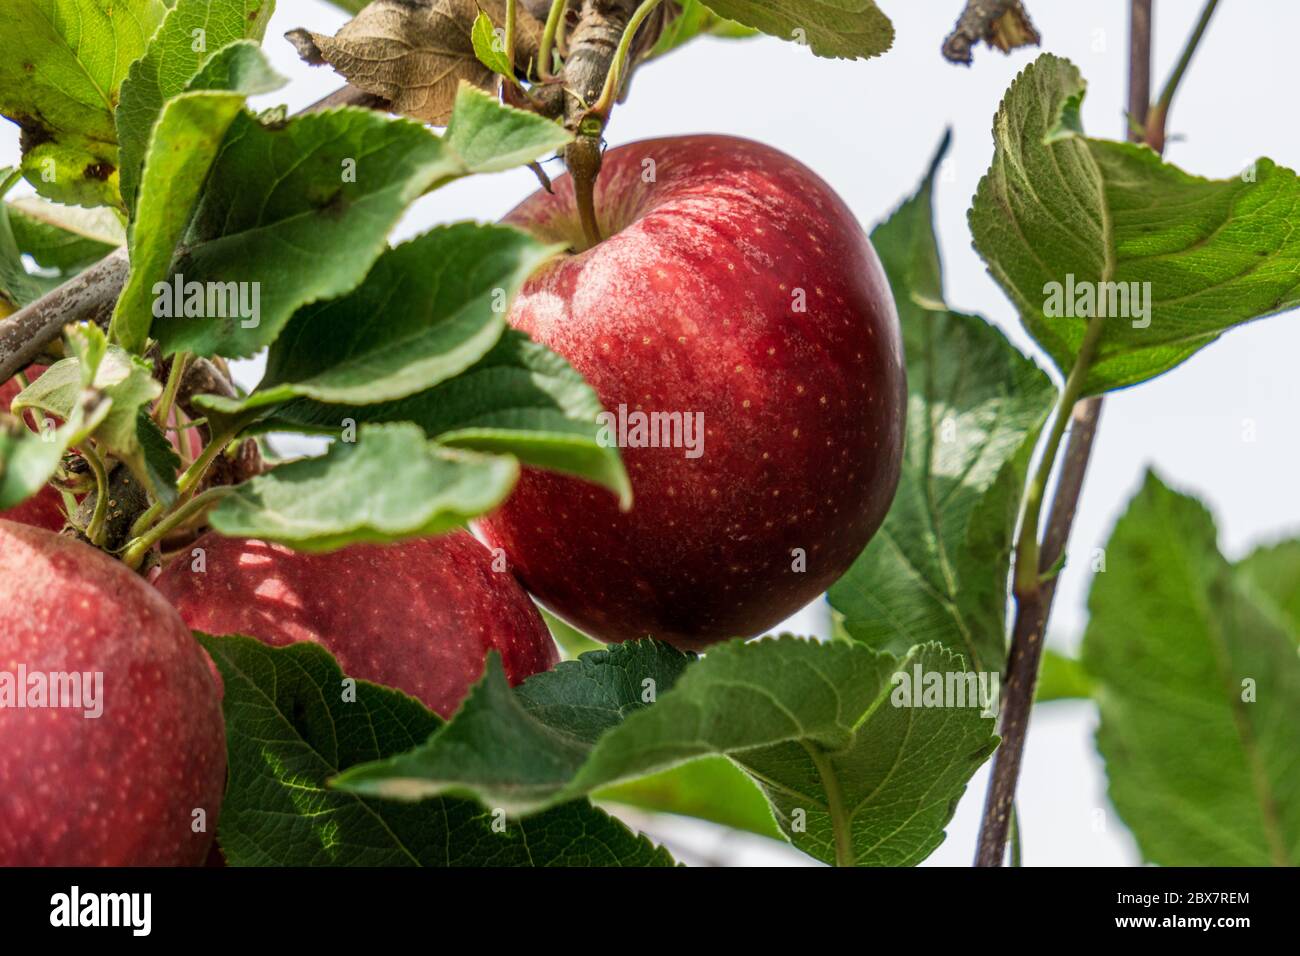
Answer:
6, 0, 1294, 867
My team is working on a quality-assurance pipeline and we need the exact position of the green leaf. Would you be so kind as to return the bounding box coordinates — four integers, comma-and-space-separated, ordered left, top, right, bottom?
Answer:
829, 133, 1055, 674
648, 0, 757, 59
337, 637, 998, 867
470, 11, 513, 79
116, 0, 275, 215
0, 171, 61, 307
196, 223, 561, 412
6, 196, 123, 272
13, 333, 160, 465
135, 411, 180, 507
263, 330, 632, 507
0, 0, 168, 208
110, 42, 287, 353
1081, 471, 1300, 866
1035, 648, 1091, 702
1236, 540, 1300, 642
148, 108, 460, 358
0, 414, 79, 509
197, 633, 675, 867
444, 82, 570, 174
149, 84, 564, 360
971, 54, 1300, 395
0, 325, 112, 507
208, 422, 519, 550
698, 0, 892, 60
596, 756, 784, 842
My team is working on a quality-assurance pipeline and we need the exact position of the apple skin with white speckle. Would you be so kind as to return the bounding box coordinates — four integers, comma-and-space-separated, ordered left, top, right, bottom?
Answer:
0, 520, 226, 865
153, 529, 559, 719
479, 135, 906, 650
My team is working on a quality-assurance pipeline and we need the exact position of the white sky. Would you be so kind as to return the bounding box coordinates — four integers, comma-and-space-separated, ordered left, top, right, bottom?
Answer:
5, 0, 1293, 867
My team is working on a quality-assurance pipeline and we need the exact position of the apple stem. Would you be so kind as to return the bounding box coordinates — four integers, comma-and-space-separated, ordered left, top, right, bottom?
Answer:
568, 136, 604, 248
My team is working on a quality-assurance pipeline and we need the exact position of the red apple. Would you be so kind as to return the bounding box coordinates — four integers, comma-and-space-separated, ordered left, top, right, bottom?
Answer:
153, 529, 559, 718
1, 368, 66, 532
0, 520, 226, 865
478, 135, 905, 650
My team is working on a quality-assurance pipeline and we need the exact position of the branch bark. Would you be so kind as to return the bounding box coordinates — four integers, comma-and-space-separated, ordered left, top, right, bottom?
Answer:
0, 247, 128, 383
973, 0, 1151, 868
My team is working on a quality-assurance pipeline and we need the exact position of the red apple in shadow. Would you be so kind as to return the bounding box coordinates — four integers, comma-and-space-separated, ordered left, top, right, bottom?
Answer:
0, 520, 226, 865
1, 368, 66, 532
478, 135, 905, 650
153, 529, 559, 719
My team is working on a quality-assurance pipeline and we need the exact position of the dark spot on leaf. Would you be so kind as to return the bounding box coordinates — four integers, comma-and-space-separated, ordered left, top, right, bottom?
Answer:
248, 7, 261, 20
22, 62, 34, 73
290, 697, 311, 729
84, 162, 114, 181
15, 117, 53, 149
313, 188, 350, 219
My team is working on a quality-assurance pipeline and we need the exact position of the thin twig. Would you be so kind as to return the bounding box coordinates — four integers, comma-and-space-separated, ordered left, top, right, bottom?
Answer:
505, 0, 519, 76
538, 0, 568, 78
1144, 0, 1220, 152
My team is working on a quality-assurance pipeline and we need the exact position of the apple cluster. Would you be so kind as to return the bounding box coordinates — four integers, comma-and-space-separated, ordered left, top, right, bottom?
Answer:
0, 137, 903, 865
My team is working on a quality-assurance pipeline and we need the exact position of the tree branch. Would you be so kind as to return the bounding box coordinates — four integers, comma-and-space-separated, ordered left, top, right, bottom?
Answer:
0, 247, 129, 383
973, 0, 1151, 868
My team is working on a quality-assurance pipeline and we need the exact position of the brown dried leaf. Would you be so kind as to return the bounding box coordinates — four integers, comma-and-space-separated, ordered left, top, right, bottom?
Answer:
941, 0, 1040, 65
987, 3, 1040, 53
288, 0, 544, 125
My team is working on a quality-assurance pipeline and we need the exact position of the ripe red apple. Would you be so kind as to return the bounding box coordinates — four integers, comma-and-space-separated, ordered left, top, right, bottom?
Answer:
478, 135, 905, 650
153, 529, 559, 718
0, 520, 226, 865
1, 368, 66, 531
